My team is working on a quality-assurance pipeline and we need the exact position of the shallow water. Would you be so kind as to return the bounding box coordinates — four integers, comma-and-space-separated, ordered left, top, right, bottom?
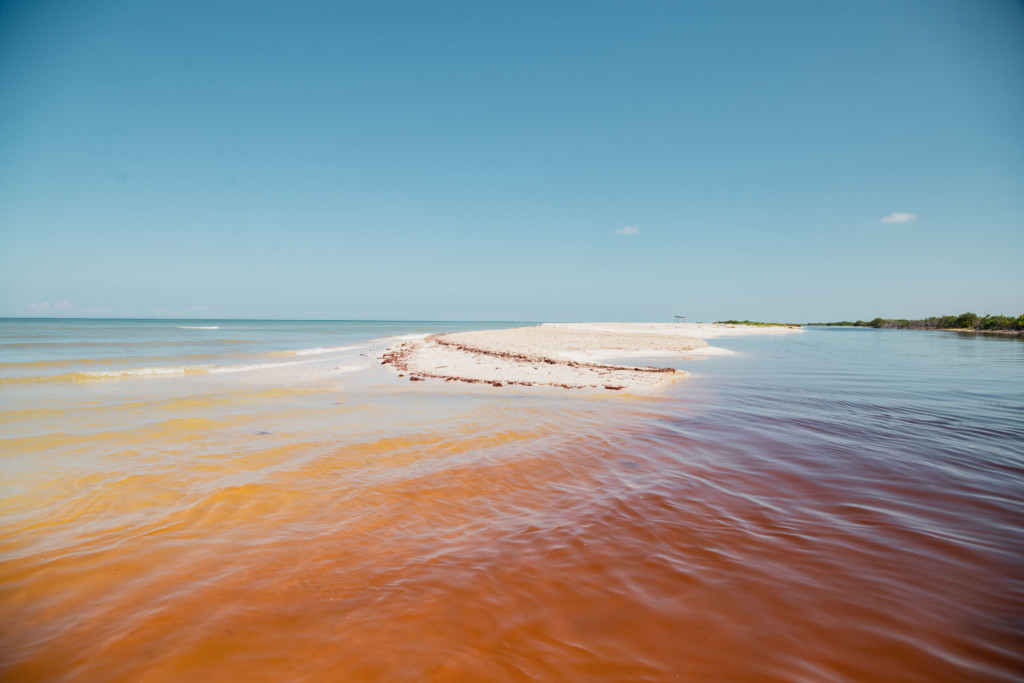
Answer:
1, 321, 1022, 681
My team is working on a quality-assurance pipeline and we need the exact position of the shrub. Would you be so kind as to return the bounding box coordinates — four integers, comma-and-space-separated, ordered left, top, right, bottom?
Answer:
955, 313, 979, 329
982, 315, 1013, 330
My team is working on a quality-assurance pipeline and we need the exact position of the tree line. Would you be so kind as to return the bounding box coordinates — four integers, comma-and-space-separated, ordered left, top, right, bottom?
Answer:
811, 313, 1024, 332
716, 319, 797, 327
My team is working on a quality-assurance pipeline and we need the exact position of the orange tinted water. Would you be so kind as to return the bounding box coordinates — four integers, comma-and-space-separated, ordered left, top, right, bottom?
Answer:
2, 327, 1023, 681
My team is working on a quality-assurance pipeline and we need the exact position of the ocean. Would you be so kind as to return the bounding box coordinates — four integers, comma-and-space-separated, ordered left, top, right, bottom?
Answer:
1, 319, 1022, 681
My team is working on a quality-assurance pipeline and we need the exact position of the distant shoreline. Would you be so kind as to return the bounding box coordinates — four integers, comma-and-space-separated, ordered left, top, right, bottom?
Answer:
807, 313, 1023, 335
806, 325, 1024, 335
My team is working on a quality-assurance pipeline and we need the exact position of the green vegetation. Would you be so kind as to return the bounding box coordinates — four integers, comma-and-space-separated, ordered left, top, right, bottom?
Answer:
716, 320, 800, 327
809, 313, 1024, 333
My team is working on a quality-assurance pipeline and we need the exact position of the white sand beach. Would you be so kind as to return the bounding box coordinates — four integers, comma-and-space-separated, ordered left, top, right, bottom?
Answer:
380, 322, 804, 392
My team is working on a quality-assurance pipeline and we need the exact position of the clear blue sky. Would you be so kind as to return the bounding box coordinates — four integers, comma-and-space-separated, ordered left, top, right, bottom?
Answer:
2, 0, 1022, 322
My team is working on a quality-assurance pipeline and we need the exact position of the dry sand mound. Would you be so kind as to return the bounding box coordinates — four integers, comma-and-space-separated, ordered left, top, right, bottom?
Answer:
380, 325, 709, 391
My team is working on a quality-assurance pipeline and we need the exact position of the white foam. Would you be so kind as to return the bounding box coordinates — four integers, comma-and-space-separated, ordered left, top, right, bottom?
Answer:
178, 326, 219, 330
376, 333, 429, 344
208, 359, 314, 374
78, 352, 374, 383
85, 365, 205, 378
283, 344, 362, 356
82, 358, 314, 379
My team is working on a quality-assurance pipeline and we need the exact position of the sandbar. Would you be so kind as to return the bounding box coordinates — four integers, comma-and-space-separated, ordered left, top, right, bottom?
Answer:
380, 322, 803, 392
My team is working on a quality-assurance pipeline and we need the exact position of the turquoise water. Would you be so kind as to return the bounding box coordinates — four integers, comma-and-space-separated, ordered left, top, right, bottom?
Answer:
1, 320, 1022, 681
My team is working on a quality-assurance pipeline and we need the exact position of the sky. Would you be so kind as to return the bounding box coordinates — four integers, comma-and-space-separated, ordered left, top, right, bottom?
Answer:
1, 0, 1022, 323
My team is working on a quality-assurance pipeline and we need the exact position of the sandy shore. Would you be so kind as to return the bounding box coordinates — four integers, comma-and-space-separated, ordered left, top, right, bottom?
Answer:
380, 322, 803, 392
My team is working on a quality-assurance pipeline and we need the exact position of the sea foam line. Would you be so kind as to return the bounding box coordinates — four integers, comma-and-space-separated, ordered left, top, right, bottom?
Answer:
274, 344, 363, 357
272, 336, 424, 358
0, 356, 371, 385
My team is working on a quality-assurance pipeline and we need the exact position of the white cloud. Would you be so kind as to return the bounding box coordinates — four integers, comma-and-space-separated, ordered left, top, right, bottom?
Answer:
615, 226, 640, 235
881, 212, 917, 224
27, 301, 71, 312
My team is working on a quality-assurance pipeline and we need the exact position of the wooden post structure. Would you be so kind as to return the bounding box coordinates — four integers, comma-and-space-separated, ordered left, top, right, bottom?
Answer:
674, 315, 686, 323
